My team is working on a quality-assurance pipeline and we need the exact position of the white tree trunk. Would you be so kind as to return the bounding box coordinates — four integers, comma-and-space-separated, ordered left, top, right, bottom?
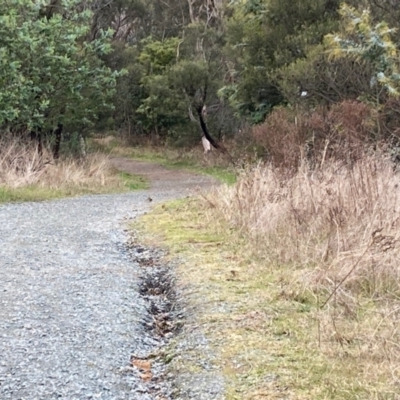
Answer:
202, 135, 211, 154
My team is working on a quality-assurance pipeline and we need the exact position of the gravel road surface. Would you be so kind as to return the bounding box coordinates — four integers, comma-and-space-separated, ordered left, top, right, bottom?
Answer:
0, 159, 216, 400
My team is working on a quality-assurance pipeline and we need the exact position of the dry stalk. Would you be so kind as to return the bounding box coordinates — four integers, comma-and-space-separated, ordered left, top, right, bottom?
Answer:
0, 137, 113, 189
207, 154, 400, 369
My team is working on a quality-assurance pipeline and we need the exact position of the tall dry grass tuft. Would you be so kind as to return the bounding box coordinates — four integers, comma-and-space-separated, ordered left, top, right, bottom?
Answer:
206, 155, 400, 369
0, 137, 112, 190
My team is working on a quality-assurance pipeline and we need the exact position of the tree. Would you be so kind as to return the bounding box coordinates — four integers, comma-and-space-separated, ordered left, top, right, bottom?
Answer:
325, 3, 400, 97
223, 0, 341, 122
0, 0, 121, 156
106, 0, 240, 146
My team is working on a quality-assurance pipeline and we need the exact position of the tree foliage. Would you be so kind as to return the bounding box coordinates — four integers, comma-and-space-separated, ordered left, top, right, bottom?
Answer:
0, 0, 120, 137
221, 0, 341, 122
4, 0, 400, 151
326, 4, 400, 96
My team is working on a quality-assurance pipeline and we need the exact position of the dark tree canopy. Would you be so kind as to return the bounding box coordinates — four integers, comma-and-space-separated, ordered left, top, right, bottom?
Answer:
3, 0, 400, 149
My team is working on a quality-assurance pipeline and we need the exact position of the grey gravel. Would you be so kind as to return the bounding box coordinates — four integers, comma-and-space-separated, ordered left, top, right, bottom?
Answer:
0, 161, 222, 399
170, 329, 225, 400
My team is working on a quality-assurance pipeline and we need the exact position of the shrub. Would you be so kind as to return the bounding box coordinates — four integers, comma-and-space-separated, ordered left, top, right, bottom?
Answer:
253, 101, 377, 169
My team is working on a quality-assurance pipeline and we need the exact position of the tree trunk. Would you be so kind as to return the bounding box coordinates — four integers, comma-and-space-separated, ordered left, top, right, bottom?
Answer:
195, 105, 234, 163
79, 133, 87, 157
195, 105, 220, 150
187, 0, 196, 23
53, 123, 63, 160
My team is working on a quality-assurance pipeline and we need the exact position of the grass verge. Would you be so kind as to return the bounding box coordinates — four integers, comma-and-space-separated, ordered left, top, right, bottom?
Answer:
0, 138, 147, 204
134, 193, 400, 399
0, 171, 146, 204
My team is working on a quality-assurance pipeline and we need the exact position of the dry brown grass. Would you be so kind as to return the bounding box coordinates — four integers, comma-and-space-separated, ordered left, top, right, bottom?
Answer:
126, 114, 400, 396
0, 137, 138, 201
211, 158, 400, 295
200, 155, 400, 396
92, 120, 400, 396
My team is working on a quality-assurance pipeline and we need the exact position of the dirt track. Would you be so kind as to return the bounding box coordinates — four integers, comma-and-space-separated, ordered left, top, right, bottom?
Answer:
110, 157, 216, 193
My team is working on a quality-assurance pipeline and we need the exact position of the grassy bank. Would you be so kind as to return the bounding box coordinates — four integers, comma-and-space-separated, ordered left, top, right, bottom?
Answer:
92, 135, 237, 185
0, 171, 147, 204
0, 139, 147, 203
134, 156, 400, 399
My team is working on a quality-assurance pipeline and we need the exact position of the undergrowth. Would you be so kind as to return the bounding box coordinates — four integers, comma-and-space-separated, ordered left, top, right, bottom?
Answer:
136, 154, 400, 399
202, 156, 400, 398
0, 137, 146, 203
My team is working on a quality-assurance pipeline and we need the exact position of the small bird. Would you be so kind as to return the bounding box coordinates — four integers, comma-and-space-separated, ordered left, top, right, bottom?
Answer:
147, 196, 153, 202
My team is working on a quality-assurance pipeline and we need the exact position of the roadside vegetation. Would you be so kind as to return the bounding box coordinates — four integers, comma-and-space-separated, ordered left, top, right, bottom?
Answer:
136, 156, 400, 398
128, 3, 400, 395
0, 137, 146, 203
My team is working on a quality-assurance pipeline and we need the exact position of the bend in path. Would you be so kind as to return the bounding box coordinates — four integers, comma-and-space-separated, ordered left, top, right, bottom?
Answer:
110, 157, 215, 194
0, 158, 216, 400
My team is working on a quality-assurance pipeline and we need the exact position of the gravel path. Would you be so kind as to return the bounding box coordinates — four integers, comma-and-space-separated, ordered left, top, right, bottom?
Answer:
0, 159, 215, 400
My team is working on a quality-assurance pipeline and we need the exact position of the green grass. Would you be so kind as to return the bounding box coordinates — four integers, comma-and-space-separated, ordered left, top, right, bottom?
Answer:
118, 171, 148, 190
158, 160, 237, 185
0, 186, 68, 203
0, 171, 148, 204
